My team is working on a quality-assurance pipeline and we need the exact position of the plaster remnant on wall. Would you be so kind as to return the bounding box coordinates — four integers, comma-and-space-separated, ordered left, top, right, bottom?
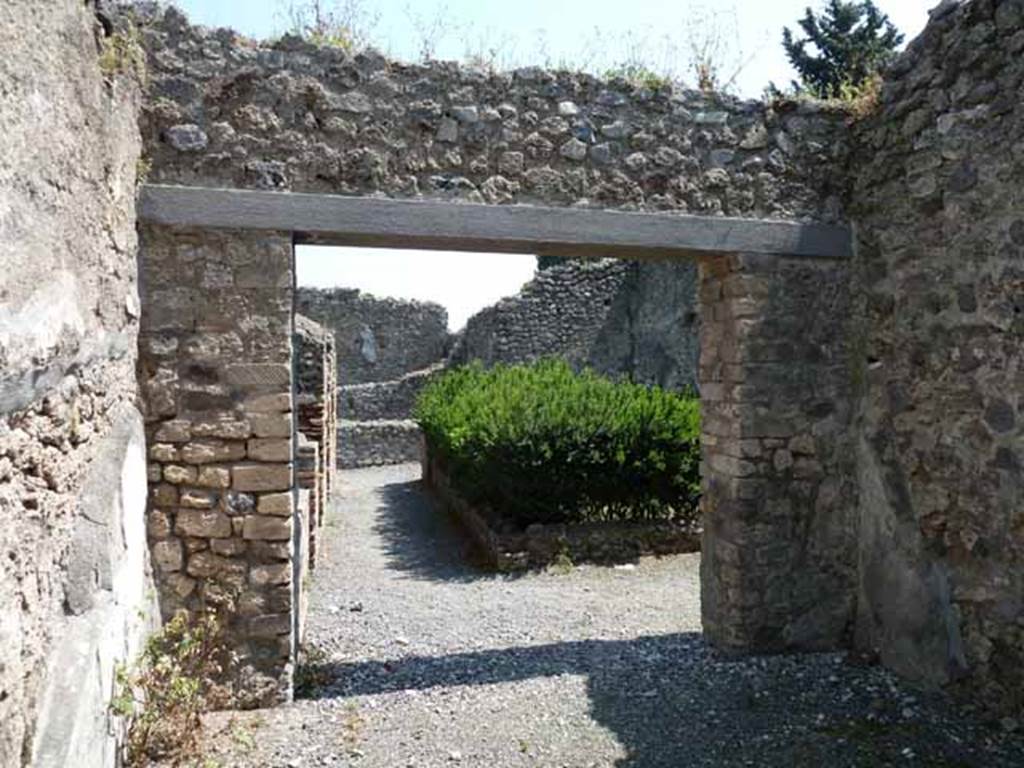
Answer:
296, 288, 452, 384
1, 1, 153, 764
358, 325, 378, 364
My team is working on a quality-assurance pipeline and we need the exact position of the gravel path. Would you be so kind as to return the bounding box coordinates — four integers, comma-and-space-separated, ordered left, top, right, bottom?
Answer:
201, 463, 1024, 767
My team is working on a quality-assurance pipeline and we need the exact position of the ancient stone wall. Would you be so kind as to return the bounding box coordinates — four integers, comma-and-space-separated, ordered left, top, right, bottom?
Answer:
0, 2, 155, 766
293, 288, 446, 469
450, 259, 630, 369
451, 258, 700, 391
337, 367, 438, 470
137, 225, 296, 706
129, 4, 849, 221
850, 0, 1024, 716
124, 0, 1024, 721
297, 288, 451, 385
698, 253, 857, 651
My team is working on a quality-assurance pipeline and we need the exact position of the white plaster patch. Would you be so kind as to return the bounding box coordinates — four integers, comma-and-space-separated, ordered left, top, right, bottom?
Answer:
0, 270, 86, 364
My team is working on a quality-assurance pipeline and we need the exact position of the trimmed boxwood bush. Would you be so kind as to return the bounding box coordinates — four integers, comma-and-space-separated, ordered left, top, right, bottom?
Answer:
414, 359, 701, 528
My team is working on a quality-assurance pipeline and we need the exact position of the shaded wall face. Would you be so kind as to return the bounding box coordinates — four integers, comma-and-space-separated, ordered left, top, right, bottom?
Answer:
590, 260, 700, 392
0, 1, 153, 765
138, 225, 296, 705
851, 0, 1024, 713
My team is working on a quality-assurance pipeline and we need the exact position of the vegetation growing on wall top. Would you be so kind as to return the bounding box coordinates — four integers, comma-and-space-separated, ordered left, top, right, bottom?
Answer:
415, 360, 701, 528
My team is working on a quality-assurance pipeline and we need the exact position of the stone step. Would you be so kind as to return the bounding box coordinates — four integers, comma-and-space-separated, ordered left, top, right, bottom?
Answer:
338, 419, 422, 469
337, 363, 445, 421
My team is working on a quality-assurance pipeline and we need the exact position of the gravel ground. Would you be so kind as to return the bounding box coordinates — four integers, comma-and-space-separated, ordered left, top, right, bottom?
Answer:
200, 463, 1024, 768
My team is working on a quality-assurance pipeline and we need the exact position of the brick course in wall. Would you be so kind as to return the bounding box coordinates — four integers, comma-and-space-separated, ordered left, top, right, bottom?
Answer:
295, 314, 338, 568
698, 253, 857, 651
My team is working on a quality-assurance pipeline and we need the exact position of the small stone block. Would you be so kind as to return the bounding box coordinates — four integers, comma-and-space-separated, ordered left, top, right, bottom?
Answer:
147, 509, 172, 539
788, 434, 816, 455
250, 562, 291, 587
176, 509, 233, 538
211, 538, 248, 556
192, 419, 252, 440
248, 413, 291, 438
196, 466, 231, 488
154, 420, 191, 442
248, 438, 291, 462
180, 489, 217, 509
233, 463, 291, 492
163, 464, 198, 485
186, 551, 229, 578
257, 492, 293, 517
180, 440, 246, 465
243, 515, 292, 541
149, 443, 179, 462
226, 490, 255, 515
152, 540, 183, 573
165, 573, 197, 599
249, 540, 291, 561
151, 483, 178, 507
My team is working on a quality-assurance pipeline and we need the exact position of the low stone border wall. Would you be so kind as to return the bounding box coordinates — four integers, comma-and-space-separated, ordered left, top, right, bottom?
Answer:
422, 446, 700, 571
338, 364, 444, 421
339, 419, 423, 468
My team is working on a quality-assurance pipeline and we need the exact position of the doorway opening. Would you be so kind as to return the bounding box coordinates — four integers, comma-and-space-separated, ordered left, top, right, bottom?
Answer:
289, 241, 706, 762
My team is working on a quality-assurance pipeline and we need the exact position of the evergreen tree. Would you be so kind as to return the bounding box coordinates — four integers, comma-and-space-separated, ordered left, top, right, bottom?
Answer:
782, 1, 904, 99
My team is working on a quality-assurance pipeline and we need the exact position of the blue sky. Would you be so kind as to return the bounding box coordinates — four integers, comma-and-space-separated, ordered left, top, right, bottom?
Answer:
175, 1, 936, 330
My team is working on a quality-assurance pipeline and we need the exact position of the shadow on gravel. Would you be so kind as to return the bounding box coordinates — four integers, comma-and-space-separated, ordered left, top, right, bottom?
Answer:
302, 631, 1024, 768
373, 479, 510, 583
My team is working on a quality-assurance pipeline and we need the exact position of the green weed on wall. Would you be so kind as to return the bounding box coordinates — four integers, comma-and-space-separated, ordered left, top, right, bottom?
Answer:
415, 360, 701, 527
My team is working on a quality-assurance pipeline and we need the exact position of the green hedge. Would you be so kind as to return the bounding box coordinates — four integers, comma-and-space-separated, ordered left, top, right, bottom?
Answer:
414, 360, 701, 527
